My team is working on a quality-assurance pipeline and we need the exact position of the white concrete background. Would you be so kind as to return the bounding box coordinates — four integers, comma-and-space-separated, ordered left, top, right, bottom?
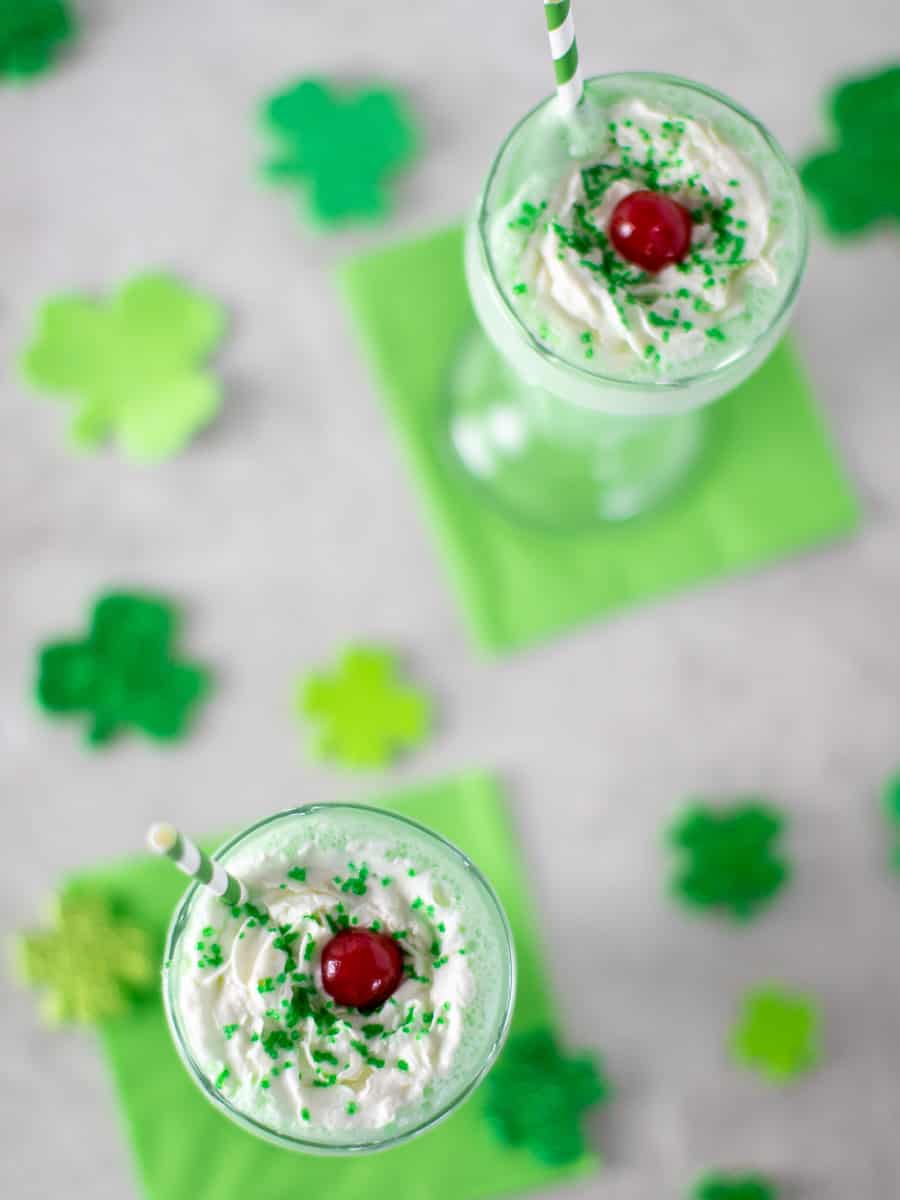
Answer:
2, 1, 899, 1195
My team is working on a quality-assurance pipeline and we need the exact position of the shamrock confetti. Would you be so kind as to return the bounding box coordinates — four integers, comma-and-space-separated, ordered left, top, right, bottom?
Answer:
261, 78, 418, 226
692, 1173, 777, 1200
36, 591, 210, 747
483, 1029, 610, 1165
731, 986, 820, 1083
297, 645, 430, 768
882, 770, 900, 871
15, 892, 153, 1024
21, 272, 226, 461
800, 64, 900, 236
0, 0, 74, 80
666, 801, 790, 921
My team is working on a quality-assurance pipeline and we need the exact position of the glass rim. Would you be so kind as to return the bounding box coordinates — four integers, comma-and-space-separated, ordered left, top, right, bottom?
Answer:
478, 70, 810, 393
162, 801, 517, 1155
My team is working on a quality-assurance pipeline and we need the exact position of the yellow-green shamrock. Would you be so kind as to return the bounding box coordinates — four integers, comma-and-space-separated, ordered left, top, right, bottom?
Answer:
800, 64, 900, 236
484, 1029, 610, 1165
16, 892, 154, 1024
261, 78, 418, 226
297, 645, 430, 768
21, 272, 226, 461
731, 986, 820, 1083
36, 591, 210, 747
1, 0, 75, 80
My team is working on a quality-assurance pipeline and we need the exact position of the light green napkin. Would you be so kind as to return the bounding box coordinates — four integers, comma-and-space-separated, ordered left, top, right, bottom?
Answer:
340, 225, 859, 653
69, 773, 595, 1200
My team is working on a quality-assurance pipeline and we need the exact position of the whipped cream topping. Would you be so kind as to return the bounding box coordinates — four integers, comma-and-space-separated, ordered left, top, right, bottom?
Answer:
175, 838, 474, 1135
504, 99, 778, 368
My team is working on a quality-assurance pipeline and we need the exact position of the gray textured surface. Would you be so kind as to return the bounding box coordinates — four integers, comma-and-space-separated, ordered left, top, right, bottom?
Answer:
3, 1, 900, 1195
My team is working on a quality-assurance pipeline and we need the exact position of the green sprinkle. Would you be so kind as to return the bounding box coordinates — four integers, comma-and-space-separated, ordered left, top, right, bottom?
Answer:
362, 1023, 384, 1039
512, 282, 528, 295
303, 939, 315, 962
433, 956, 449, 968
260, 1079, 270, 1089
202, 926, 214, 937
381, 877, 392, 887
397, 1059, 410, 1072
347, 1102, 358, 1115
579, 331, 592, 344
215, 1067, 230, 1088
407, 869, 416, 877
313, 1075, 338, 1088
706, 327, 726, 342
301, 1107, 310, 1121
312, 1050, 339, 1066
287, 867, 307, 882
391, 930, 407, 941
223, 1023, 239, 1040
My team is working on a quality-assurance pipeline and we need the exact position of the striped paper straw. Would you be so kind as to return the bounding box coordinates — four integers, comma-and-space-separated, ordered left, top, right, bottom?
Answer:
544, 0, 584, 113
147, 823, 249, 908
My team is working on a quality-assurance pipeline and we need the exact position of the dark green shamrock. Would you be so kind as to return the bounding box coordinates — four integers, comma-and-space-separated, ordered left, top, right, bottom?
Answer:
0, 0, 75, 80
692, 1172, 777, 1200
882, 770, 900, 871
484, 1029, 610, 1164
16, 892, 154, 1024
666, 801, 790, 921
261, 77, 418, 226
800, 64, 900, 235
36, 591, 210, 747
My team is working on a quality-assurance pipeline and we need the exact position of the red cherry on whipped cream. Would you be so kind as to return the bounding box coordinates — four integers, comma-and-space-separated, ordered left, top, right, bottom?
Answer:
609, 189, 693, 272
320, 928, 404, 1009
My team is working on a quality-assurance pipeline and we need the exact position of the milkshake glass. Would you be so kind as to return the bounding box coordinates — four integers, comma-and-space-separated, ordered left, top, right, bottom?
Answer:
162, 804, 515, 1154
446, 72, 808, 527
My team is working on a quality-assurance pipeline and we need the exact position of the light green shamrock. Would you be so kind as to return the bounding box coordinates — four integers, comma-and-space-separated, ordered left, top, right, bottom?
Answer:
731, 986, 820, 1083
297, 645, 430, 768
21, 272, 226, 461
15, 892, 154, 1024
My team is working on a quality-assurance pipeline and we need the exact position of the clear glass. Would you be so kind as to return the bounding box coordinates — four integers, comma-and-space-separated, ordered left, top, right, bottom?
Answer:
162, 804, 516, 1155
443, 72, 809, 528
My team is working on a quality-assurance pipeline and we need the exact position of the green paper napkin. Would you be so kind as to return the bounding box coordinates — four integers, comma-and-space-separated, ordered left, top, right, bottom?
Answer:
340, 225, 859, 653
68, 773, 596, 1200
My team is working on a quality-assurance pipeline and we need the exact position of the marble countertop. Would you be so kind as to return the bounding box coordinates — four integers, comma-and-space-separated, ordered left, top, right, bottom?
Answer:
3, 2, 899, 1195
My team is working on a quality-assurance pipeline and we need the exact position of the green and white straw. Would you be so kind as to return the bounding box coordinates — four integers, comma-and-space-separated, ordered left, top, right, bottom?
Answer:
544, 0, 583, 113
147, 823, 248, 907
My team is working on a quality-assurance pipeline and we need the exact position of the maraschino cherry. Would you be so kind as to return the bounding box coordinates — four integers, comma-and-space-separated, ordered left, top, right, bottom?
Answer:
609, 189, 693, 272
320, 928, 404, 1009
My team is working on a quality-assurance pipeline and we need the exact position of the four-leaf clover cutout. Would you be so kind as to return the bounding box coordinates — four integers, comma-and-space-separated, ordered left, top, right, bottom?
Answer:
731, 986, 821, 1083
484, 1029, 610, 1165
36, 591, 210, 747
16, 892, 154, 1024
692, 1173, 777, 1200
0, 0, 74, 80
22, 272, 227, 461
297, 644, 430, 768
261, 77, 418, 226
800, 64, 900, 236
667, 801, 790, 921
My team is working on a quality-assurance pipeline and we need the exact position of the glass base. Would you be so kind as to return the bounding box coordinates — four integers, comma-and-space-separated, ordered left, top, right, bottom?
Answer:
441, 326, 710, 530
